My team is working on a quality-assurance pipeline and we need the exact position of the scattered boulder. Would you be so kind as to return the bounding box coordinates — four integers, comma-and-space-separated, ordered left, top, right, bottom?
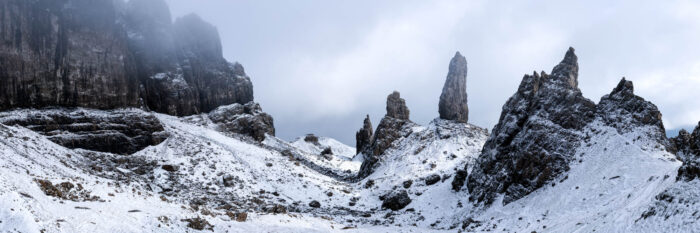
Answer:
321, 147, 333, 155
35, 179, 99, 202
403, 180, 413, 189
182, 217, 213, 231
161, 165, 178, 172
425, 174, 441, 186
381, 190, 412, 211
309, 200, 321, 208
304, 134, 320, 145
208, 102, 275, 141
439, 52, 469, 123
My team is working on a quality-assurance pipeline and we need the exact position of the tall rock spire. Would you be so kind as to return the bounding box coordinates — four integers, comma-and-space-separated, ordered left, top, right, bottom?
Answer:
439, 51, 469, 123
355, 115, 374, 155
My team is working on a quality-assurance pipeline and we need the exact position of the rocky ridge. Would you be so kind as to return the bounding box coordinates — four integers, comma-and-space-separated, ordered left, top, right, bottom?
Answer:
357, 91, 417, 179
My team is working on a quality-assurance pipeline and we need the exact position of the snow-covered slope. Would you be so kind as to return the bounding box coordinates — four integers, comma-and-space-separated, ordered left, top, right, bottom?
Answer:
0, 107, 698, 232
0, 109, 474, 232
457, 121, 683, 232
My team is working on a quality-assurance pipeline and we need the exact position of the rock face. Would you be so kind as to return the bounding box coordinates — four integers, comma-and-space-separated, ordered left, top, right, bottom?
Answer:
0, 0, 254, 116
465, 48, 672, 206
466, 48, 597, 205
671, 123, 700, 181
208, 102, 275, 142
355, 115, 373, 155
439, 52, 469, 123
0, 0, 140, 110
357, 91, 416, 179
0, 108, 168, 155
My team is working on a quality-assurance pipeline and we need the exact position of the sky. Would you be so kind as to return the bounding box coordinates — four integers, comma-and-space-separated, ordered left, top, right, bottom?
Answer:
164, 0, 700, 145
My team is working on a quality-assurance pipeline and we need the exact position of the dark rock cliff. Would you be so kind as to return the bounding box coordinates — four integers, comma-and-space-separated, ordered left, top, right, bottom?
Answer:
0, 0, 254, 116
439, 51, 469, 123
0, 0, 140, 110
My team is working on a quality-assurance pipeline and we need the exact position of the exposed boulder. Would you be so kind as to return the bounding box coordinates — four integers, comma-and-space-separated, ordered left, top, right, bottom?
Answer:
0, 108, 169, 155
208, 102, 275, 142
357, 91, 416, 179
355, 115, 374, 155
425, 174, 441, 186
381, 190, 412, 211
671, 123, 700, 181
308, 200, 321, 208
466, 47, 597, 205
439, 52, 469, 123
304, 134, 320, 145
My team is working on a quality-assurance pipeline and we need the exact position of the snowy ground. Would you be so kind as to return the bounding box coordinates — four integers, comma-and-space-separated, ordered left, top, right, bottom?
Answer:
0, 109, 697, 232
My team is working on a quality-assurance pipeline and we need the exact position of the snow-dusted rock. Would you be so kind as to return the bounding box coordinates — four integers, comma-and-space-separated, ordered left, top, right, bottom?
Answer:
466, 47, 596, 205
0, 108, 168, 155
357, 91, 416, 179
208, 102, 274, 141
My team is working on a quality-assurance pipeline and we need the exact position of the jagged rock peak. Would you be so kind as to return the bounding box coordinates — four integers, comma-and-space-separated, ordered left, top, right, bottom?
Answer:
597, 78, 666, 140
551, 47, 579, 89
355, 115, 374, 155
386, 91, 410, 120
439, 51, 469, 123
611, 77, 634, 95
465, 47, 596, 205
671, 122, 700, 181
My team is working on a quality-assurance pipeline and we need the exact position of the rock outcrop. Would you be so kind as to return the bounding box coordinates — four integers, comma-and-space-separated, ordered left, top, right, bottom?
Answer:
208, 102, 274, 142
464, 48, 673, 206
439, 52, 469, 123
355, 115, 373, 155
357, 91, 415, 179
466, 48, 597, 205
0, 0, 254, 116
0, 108, 168, 155
671, 123, 700, 181
596, 78, 667, 144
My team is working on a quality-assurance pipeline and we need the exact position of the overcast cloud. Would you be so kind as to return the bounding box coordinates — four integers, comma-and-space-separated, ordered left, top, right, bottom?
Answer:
165, 0, 700, 145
